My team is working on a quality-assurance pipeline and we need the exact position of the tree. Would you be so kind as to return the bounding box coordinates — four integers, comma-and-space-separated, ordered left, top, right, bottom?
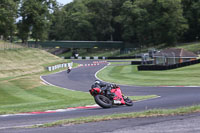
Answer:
17, 20, 29, 43
49, 0, 95, 41
18, 0, 57, 42
0, 0, 19, 41
49, 0, 127, 41
182, 0, 200, 41
119, 0, 188, 46
85, 0, 114, 41
48, 8, 66, 40
111, 0, 127, 41
63, 0, 95, 40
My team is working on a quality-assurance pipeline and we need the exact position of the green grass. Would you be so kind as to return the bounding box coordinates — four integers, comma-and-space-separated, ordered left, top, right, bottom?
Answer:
0, 73, 156, 114
129, 95, 158, 101
176, 42, 200, 53
33, 105, 200, 128
109, 62, 131, 65
97, 63, 200, 86
0, 83, 94, 114
0, 75, 156, 114
0, 48, 64, 78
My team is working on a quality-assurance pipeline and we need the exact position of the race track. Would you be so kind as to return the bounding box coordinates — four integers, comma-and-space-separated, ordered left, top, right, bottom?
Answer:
1, 60, 200, 132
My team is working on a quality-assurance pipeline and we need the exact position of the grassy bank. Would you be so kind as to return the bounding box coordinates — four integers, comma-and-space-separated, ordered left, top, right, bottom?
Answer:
0, 48, 64, 78
97, 63, 200, 86
0, 48, 94, 114
176, 42, 200, 53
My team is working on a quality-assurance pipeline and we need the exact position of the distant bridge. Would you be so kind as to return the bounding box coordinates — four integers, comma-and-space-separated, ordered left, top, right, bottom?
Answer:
28, 41, 135, 48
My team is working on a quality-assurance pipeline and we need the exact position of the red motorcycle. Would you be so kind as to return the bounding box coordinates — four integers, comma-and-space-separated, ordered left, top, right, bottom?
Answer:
89, 82, 133, 108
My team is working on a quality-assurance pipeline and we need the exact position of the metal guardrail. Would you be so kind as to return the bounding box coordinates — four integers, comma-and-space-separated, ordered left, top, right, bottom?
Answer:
47, 62, 73, 71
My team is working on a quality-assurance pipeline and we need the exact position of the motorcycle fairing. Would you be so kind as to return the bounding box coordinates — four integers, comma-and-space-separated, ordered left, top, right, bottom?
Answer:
111, 87, 125, 104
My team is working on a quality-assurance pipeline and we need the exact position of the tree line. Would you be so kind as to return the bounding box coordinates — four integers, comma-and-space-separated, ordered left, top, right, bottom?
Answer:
0, 0, 200, 47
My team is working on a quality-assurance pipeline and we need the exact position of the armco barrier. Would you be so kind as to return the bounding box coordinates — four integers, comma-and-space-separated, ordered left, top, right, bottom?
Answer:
47, 62, 73, 71
138, 59, 200, 71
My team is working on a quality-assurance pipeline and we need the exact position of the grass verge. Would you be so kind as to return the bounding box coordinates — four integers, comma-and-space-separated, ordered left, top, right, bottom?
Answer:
129, 95, 158, 101
0, 80, 157, 115
0, 83, 94, 114
33, 104, 200, 128
97, 63, 200, 86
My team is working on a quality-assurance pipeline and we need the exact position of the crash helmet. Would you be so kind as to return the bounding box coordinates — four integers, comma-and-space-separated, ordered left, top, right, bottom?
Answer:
112, 84, 117, 88
95, 80, 101, 84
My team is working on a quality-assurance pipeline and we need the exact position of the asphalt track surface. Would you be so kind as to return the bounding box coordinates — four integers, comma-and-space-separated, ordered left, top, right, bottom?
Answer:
1, 60, 200, 132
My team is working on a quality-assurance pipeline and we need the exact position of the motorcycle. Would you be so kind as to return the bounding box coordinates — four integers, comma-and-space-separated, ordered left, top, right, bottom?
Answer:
89, 83, 133, 108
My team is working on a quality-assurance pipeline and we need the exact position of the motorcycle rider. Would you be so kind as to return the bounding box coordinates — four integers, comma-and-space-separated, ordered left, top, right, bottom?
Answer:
67, 66, 71, 73
93, 80, 106, 88
92, 80, 114, 97
67, 63, 72, 73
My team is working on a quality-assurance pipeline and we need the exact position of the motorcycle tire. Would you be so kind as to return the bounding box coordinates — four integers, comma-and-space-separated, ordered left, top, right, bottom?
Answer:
94, 95, 112, 108
123, 96, 133, 106
67, 69, 71, 73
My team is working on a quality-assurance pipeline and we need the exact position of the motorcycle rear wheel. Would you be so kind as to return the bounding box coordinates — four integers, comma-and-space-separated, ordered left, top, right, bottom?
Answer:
94, 95, 112, 108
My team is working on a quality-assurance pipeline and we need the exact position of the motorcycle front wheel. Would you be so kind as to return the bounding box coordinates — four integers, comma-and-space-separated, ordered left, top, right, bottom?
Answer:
94, 95, 112, 108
